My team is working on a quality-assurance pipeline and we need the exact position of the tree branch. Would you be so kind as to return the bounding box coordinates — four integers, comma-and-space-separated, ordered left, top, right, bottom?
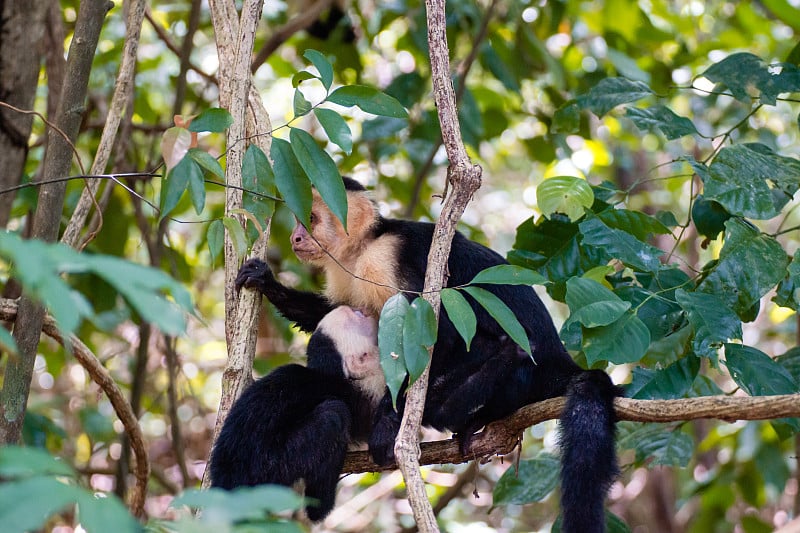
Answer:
344, 393, 800, 473
0, 299, 149, 518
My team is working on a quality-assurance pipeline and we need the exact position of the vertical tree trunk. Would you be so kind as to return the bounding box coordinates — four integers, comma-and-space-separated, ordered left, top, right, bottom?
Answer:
0, 0, 111, 445
0, 0, 49, 227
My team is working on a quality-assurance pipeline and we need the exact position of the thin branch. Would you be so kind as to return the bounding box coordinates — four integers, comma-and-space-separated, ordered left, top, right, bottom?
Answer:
144, 8, 217, 84
343, 393, 800, 474
0, 299, 149, 518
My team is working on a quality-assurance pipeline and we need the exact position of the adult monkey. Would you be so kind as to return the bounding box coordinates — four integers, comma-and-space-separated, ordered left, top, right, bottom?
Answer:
236, 177, 622, 533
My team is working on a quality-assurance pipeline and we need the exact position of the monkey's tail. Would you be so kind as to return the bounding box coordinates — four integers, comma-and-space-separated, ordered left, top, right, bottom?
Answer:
559, 369, 623, 533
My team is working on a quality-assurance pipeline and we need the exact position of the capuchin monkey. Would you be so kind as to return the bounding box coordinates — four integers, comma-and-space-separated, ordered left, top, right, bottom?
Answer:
236, 177, 623, 533
209, 305, 384, 522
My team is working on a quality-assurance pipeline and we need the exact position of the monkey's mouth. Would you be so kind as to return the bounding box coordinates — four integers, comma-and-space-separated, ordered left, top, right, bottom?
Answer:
292, 244, 323, 261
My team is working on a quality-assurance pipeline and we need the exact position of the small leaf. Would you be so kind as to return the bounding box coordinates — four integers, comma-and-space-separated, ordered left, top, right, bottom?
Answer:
626, 424, 693, 467
440, 288, 477, 350
552, 101, 580, 134
161, 156, 192, 218
293, 89, 313, 117
160, 127, 192, 172
289, 128, 348, 230
271, 138, 313, 227
403, 297, 436, 382
463, 286, 531, 358
304, 49, 334, 91
292, 71, 316, 87
579, 217, 664, 273
625, 105, 698, 140
327, 85, 408, 118
188, 108, 233, 132
537, 176, 595, 222
379, 294, 410, 407
724, 343, 798, 396
576, 77, 653, 117
564, 277, 630, 328
207, 220, 224, 265
469, 264, 546, 286
185, 159, 207, 214
628, 355, 700, 400
675, 289, 742, 360
583, 310, 650, 365
221, 216, 249, 263
188, 148, 224, 178
493, 454, 560, 506
241, 144, 277, 198
314, 108, 353, 154
597, 209, 672, 241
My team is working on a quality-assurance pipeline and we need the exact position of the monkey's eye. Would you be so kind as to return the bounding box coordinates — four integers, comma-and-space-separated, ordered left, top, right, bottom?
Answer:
309, 212, 317, 225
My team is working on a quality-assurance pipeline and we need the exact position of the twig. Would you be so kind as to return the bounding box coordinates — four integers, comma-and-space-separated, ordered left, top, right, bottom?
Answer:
0, 299, 149, 518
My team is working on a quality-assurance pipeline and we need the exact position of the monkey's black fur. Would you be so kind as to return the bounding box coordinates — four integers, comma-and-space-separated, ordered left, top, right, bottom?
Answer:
209, 326, 375, 522
235, 177, 623, 532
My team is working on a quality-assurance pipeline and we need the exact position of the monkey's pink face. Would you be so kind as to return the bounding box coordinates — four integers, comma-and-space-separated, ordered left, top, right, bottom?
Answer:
290, 219, 325, 262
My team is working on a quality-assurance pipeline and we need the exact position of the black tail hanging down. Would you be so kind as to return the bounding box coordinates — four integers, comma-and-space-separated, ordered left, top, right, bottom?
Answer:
559, 369, 623, 533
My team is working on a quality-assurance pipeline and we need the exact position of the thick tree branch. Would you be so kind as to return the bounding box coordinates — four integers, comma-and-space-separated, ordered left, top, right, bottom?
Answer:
344, 393, 800, 473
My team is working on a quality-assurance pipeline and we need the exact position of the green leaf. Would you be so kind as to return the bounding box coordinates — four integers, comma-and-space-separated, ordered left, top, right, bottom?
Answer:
292, 71, 316, 87
724, 343, 798, 396
207, 220, 224, 265
379, 294, 410, 407
327, 85, 408, 118
440, 289, 477, 350
403, 297, 436, 383
188, 108, 233, 132
492, 454, 560, 506
221, 216, 248, 264
625, 105, 698, 140
691, 195, 731, 241
293, 88, 313, 117
0, 326, 18, 354
628, 355, 700, 400
773, 249, 800, 310
703, 144, 800, 219
314, 108, 353, 154
700, 52, 799, 105
289, 128, 348, 230
173, 486, 305, 521
697, 219, 789, 317
583, 310, 651, 365
160, 155, 191, 219
271, 137, 313, 227
536, 176, 595, 222
187, 148, 224, 178
576, 77, 653, 117
621, 424, 693, 467
552, 101, 580, 134
675, 289, 742, 361
303, 49, 334, 91
597, 209, 671, 241
463, 286, 531, 358
185, 158, 206, 215
579, 217, 664, 272
0, 477, 81, 532
0, 446, 76, 479
75, 491, 141, 533
564, 277, 630, 328
469, 264, 546, 286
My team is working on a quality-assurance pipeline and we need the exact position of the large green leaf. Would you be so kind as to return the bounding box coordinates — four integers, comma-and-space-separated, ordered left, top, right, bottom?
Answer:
627, 355, 700, 400
271, 137, 313, 227
583, 310, 651, 365
625, 105, 698, 140
700, 52, 800, 105
303, 49, 334, 91
160, 155, 191, 218
564, 277, 630, 329
675, 289, 742, 361
378, 294, 410, 406
403, 297, 436, 383
469, 264, 546, 286
697, 219, 788, 317
188, 108, 233, 132
579, 216, 664, 273
552, 101, 580, 133
0, 446, 76, 479
703, 144, 800, 219
327, 85, 408, 118
314, 108, 353, 154
75, 491, 141, 533
187, 147, 224, 179
463, 286, 532, 358
724, 343, 798, 396
597, 208, 671, 241
773, 249, 800, 310
618, 424, 693, 467
173, 486, 305, 520
576, 77, 653, 117
536, 176, 595, 222
0, 477, 81, 532
289, 128, 348, 230
492, 454, 560, 506
440, 288, 477, 350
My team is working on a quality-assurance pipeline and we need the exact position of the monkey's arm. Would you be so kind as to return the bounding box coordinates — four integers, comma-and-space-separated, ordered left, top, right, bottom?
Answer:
235, 258, 335, 332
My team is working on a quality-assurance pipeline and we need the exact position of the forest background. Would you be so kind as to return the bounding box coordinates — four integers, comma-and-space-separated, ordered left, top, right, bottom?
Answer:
1, 0, 800, 532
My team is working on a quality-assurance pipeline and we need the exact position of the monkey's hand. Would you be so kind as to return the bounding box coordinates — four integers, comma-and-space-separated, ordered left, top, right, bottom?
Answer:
368, 398, 402, 466
235, 258, 276, 294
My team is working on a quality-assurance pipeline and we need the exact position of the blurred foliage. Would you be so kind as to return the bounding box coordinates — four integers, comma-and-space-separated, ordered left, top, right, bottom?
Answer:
1, 0, 800, 532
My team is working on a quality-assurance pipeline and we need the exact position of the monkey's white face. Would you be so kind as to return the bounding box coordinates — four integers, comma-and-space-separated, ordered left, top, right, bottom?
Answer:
317, 306, 385, 402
